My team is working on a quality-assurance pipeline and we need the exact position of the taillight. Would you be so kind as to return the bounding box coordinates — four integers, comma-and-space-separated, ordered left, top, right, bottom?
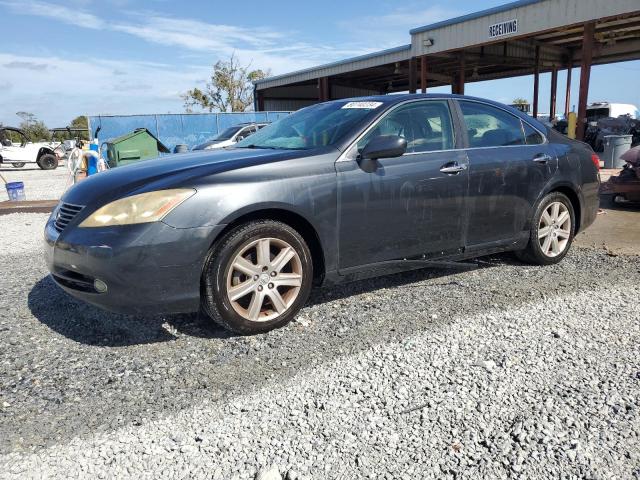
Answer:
591, 153, 601, 171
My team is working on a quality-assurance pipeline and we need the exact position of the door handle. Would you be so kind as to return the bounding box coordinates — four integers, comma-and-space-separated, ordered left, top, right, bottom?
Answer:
440, 162, 467, 174
533, 153, 552, 164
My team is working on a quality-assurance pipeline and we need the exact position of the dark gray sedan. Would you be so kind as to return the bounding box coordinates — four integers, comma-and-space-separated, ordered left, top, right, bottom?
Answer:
45, 95, 600, 334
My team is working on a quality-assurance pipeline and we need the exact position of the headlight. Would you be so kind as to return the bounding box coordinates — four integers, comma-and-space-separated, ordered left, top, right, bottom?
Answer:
79, 189, 195, 227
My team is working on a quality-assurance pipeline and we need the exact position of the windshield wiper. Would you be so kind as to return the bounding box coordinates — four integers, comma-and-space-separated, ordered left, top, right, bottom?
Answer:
236, 144, 306, 150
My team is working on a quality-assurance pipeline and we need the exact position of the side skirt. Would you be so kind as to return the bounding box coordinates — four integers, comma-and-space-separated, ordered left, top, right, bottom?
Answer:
322, 233, 529, 286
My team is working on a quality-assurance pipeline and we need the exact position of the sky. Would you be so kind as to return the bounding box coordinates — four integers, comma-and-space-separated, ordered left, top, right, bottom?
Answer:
1, 0, 639, 127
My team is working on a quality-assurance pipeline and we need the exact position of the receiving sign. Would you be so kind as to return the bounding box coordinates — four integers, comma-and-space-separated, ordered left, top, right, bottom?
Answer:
489, 19, 518, 38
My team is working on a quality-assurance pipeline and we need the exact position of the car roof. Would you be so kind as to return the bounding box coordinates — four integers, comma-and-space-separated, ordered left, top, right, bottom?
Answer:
328, 93, 549, 131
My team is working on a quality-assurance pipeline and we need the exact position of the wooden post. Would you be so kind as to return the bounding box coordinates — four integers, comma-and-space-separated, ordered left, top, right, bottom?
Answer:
564, 61, 572, 118
577, 22, 595, 141
420, 55, 427, 93
533, 46, 540, 118
409, 57, 418, 94
549, 66, 558, 120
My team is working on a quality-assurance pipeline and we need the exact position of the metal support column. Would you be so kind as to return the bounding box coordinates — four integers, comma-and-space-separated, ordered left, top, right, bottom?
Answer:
409, 57, 418, 94
549, 66, 558, 120
577, 22, 595, 141
318, 77, 330, 102
564, 61, 572, 118
420, 56, 427, 93
456, 53, 465, 95
533, 46, 540, 118
256, 90, 265, 112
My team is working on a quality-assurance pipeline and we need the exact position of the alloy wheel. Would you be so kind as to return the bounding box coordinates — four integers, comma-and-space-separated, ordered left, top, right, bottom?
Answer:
226, 237, 303, 322
538, 201, 571, 258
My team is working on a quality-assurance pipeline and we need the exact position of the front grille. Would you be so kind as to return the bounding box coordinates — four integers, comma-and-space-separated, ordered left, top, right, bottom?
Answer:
54, 202, 84, 232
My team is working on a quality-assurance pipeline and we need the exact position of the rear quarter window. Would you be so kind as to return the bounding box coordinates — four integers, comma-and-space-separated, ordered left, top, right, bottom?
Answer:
522, 121, 545, 145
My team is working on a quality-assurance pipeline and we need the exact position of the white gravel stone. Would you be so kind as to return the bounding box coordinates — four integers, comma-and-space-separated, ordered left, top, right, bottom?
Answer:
0, 214, 639, 479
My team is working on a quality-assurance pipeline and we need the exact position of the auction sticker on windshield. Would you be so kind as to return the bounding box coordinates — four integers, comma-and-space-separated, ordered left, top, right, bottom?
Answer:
341, 101, 383, 109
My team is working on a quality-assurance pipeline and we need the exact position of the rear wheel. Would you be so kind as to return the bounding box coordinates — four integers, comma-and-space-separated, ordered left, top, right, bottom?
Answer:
37, 153, 58, 170
201, 220, 313, 335
11, 162, 25, 168
516, 192, 575, 265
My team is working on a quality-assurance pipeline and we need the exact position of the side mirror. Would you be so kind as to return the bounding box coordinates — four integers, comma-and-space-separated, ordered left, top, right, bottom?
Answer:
358, 135, 407, 172
236, 135, 246, 142
360, 135, 407, 160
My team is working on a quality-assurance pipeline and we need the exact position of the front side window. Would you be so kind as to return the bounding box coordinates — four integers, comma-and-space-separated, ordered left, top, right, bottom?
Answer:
214, 126, 243, 141
358, 100, 454, 154
460, 101, 525, 148
237, 126, 256, 138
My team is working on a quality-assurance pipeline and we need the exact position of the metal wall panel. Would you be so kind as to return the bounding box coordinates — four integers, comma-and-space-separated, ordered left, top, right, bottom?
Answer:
256, 45, 411, 90
412, 0, 640, 56
264, 99, 317, 111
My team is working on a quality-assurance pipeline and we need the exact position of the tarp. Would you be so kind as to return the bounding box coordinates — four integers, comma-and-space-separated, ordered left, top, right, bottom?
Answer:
88, 112, 290, 152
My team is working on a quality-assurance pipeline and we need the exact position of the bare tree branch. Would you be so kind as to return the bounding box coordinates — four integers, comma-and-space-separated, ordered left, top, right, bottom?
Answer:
182, 53, 269, 113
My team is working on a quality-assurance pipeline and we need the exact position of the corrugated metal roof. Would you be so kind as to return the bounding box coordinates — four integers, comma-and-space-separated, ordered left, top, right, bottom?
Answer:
409, 0, 545, 34
255, 44, 411, 89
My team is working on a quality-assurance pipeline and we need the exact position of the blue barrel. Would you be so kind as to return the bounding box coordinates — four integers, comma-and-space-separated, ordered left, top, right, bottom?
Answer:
6, 181, 26, 201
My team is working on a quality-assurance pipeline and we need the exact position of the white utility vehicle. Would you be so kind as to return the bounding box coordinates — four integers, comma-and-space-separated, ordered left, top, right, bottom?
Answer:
587, 102, 640, 122
191, 122, 269, 151
0, 127, 60, 169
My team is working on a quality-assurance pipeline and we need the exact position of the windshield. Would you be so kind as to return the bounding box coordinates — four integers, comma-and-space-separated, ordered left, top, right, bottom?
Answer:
214, 126, 243, 141
235, 101, 384, 150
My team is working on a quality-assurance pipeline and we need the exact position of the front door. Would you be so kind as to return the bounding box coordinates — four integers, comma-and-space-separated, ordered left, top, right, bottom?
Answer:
337, 99, 468, 270
457, 100, 557, 246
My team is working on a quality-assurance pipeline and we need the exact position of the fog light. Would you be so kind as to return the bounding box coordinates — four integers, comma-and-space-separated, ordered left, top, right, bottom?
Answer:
94, 279, 108, 293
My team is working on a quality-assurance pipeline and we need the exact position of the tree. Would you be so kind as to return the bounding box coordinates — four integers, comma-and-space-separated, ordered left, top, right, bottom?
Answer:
182, 54, 269, 113
512, 98, 529, 105
16, 111, 51, 142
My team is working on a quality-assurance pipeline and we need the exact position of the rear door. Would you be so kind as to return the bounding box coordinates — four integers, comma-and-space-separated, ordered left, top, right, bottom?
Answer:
457, 100, 557, 246
337, 99, 469, 270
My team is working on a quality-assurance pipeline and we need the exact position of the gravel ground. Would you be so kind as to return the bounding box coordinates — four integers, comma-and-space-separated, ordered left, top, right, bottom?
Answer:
0, 166, 69, 201
0, 213, 639, 479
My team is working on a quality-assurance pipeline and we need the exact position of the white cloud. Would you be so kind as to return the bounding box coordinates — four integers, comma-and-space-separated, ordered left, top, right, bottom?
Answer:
0, 53, 210, 125
2, 1, 370, 76
1, 1, 426, 124
0, 0, 104, 28
338, 6, 459, 48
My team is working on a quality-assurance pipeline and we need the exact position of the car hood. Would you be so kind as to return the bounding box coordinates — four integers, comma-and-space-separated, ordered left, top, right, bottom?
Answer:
61, 147, 310, 207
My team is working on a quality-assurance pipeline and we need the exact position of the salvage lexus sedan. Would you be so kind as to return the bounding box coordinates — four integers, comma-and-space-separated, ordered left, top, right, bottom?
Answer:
45, 95, 600, 334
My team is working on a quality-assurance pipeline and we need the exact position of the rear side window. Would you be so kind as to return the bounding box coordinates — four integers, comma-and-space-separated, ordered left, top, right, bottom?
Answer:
460, 101, 525, 148
359, 100, 454, 153
522, 121, 544, 145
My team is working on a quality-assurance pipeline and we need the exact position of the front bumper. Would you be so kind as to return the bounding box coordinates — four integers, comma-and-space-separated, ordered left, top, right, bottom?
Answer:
45, 217, 223, 315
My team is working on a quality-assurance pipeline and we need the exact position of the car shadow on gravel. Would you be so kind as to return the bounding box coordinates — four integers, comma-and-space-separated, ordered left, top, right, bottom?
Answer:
28, 256, 511, 347
28, 276, 232, 347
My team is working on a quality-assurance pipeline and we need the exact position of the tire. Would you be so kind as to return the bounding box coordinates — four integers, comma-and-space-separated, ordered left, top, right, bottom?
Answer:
201, 220, 313, 335
37, 153, 58, 170
516, 192, 575, 265
11, 162, 25, 168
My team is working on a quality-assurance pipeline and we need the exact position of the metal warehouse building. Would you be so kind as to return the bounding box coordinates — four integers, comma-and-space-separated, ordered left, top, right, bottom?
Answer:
254, 0, 640, 139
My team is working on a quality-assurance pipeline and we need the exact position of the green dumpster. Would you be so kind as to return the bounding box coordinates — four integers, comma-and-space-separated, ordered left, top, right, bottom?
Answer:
105, 128, 170, 168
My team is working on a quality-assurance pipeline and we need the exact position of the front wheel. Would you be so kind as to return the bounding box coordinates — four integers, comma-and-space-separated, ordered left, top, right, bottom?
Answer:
516, 192, 575, 265
37, 153, 58, 170
201, 220, 313, 335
